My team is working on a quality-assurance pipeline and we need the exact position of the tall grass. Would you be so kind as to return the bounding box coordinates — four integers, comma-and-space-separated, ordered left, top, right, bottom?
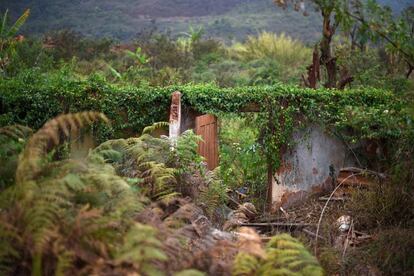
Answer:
230, 32, 311, 67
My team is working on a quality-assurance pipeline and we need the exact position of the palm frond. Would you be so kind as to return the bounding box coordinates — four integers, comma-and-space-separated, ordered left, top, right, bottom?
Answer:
6, 9, 30, 37
0, 9, 9, 39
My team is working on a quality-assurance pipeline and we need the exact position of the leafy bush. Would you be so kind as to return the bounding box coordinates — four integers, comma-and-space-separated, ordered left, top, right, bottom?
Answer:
3, 39, 54, 77
219, 115, 267, 208
45, 29, 113, 61
192, 39, 224, 63
335, 42, 412, 93
141, 34, 192, 70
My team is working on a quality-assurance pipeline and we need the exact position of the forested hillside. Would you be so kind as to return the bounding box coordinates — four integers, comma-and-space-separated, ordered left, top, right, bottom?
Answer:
2, 0, 410, 42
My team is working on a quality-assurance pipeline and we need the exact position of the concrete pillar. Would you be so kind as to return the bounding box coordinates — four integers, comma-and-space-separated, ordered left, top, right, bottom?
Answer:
169, 91, 182, 143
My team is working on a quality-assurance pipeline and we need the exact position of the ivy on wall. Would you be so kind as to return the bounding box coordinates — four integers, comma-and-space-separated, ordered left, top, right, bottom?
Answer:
0, 73, 409, 172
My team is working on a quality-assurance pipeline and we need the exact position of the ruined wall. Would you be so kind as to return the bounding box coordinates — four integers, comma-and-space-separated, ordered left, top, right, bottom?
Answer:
272, 125, 356, 208
180, 106, 201, 134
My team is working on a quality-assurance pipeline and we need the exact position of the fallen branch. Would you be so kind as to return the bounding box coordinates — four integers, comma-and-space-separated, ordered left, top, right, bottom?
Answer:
255, 215, 284, 223
341, 167, 387, 179
240, 222, 313, 228
302, 228, 326, 241
319, 196, 346, 201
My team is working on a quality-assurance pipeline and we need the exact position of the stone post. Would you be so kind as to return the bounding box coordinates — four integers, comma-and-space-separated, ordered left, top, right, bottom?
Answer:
169, 91, 182, 144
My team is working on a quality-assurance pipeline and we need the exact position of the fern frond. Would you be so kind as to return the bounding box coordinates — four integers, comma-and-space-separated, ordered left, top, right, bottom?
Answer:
53, 240, 74, 276
174, 130, 204, 172
232, 252, 260, 276
139, 161, 176, 199
233, 234, 323, 276
0, 221, 21, 274
16, 112, 109, 183
260, 234, 323, 276
174, 269, 205, 276
0, 124, 32, 140
116, 223, 167, 275
142, 121, 169, 135
197, 170, 226, 217
24, 195, 63, 252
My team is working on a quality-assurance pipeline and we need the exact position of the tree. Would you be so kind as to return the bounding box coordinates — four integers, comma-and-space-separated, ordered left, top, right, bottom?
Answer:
348, 2, 414, 78
274, 0, 414, 85
177, 25, 205, 50
0, 9, 30, 74
274, 0, 354, 89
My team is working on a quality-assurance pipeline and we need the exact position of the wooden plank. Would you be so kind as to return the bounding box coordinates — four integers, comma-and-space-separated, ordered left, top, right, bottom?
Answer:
196, 114, 218, 171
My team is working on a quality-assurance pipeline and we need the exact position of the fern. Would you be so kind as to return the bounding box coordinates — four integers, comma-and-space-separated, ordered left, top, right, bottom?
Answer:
142, 121, 169, 135
233, 234, 324, 276
261, 234, 323, 276
197, 169, 227, 217
16, 111, 109, 183
53, 241, 74, 276
139, 161, 177, 199
233, 252, 260, 276
174, 269, 206, 276
0, 124, 32, 140
90, 135, 178, 200
0, 222, 21, 274
0, 112, 149, 275
174, 130, 204, 173
0, 115, 247, 275
116, 223, 167, 275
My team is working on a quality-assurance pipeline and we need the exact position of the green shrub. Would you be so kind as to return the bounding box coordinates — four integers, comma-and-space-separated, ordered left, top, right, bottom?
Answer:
230, 32, 311, 67
219, 115, 267, 208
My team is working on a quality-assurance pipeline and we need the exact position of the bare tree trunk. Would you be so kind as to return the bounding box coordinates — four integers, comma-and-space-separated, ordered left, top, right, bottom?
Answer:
320, 9, 338, 89
302, 46, 321, 89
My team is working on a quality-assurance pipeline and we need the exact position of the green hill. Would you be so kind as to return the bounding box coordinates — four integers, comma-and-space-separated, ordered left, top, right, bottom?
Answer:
0, 0, 411, 42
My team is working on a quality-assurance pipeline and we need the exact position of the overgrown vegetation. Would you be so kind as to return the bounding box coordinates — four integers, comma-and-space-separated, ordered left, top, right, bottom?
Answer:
0, 113, 323, 275
0, 0, 413, 274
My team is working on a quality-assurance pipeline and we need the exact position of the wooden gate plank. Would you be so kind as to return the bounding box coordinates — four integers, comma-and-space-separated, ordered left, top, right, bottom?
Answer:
195, 114, 218, 171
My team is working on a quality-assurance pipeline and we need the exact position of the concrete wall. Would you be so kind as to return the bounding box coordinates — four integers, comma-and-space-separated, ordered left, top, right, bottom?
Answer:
180, 106, 201, 134
272, 125, 355, 208
172, 95, 355, 209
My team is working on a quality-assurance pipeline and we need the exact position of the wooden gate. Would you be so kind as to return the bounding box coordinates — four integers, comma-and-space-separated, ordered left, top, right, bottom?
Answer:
195, 114, 219, 171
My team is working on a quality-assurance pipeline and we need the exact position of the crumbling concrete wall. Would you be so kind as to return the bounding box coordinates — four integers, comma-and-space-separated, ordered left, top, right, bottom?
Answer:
180, 106, 201, 134
272, 125, 355, 209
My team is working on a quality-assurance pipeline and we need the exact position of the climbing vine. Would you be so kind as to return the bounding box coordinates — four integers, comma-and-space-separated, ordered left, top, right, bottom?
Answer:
0, 72, 410, 171
257, 98, 297, 173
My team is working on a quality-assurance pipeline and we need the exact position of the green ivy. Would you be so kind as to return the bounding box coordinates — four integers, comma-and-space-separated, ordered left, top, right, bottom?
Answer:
0, 73, 409, 171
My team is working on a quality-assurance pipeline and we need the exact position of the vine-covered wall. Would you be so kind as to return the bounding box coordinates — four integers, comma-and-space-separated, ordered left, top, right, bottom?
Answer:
0, 74, 409, 173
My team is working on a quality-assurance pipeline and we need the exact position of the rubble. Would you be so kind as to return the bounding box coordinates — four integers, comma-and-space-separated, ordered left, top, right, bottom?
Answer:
337, 215, 352, 232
